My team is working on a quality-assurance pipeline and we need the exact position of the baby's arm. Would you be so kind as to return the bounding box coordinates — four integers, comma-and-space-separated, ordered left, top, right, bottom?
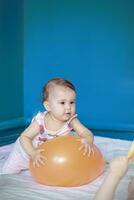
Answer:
20, 120, 46, 166
71, 118, 94, 155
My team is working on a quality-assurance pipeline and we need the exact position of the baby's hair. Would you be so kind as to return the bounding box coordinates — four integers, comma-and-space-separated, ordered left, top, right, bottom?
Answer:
42, 77, 76, 102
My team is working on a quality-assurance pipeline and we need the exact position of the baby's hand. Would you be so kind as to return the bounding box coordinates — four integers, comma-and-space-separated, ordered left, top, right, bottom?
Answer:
77, 137, 94, 156
32, 149, 47, 167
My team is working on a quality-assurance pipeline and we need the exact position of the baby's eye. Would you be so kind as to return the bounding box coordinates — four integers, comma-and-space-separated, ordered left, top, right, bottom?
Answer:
70, 101, 75, 104
60, 102, 65, 105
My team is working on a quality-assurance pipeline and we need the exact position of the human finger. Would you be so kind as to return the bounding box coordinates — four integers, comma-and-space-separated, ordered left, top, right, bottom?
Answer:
78, 143, 85, 151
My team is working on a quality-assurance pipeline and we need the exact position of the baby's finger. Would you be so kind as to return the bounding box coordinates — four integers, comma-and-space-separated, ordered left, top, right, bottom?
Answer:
38, 149, 45, 153
91, 147, 94, 155
87, 147, 92, 157
33, 160, 40, 168
88, 146, 94, 156
79, 143, 85, 151
38, 157, 46, 166
40, 154, 47, 161
33, 161, 36, 168
83, 144, 89, 155
40, 154, 47, 159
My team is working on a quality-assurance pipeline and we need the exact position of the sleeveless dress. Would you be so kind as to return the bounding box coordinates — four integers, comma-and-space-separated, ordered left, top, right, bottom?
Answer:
1, 111, 77, 174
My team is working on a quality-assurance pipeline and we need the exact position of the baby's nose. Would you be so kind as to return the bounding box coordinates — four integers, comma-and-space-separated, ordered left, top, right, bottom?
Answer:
65, 104, 71, 110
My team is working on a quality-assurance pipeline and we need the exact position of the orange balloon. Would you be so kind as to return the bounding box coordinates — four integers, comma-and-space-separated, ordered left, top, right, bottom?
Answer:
29, 134, 105, 187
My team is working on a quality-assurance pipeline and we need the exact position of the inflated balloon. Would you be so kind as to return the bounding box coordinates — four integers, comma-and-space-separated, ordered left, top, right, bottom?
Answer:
29, 134, 105, 187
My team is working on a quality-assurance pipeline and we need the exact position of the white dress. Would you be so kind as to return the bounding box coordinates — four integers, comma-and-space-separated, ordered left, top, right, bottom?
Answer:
1, 111, 77, 174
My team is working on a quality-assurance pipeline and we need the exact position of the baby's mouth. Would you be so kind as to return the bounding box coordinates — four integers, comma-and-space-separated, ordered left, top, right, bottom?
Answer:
65, 113, 71, 115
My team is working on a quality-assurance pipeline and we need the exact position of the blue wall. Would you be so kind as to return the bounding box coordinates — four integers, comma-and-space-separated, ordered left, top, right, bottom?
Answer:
1, 1, 134, 145
24, 0, 134, 134
0, 0, 24, 145
0, 0, 24, 121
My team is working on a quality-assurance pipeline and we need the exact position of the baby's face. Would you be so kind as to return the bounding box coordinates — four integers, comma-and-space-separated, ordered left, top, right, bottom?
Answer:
46, 85, 76, 122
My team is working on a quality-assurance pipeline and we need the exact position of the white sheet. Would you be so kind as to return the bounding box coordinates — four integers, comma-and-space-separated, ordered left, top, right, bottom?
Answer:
0, 136, 133, 200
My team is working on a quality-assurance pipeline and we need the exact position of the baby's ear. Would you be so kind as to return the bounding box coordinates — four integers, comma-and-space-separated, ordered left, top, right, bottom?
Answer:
43, 101, 50, 111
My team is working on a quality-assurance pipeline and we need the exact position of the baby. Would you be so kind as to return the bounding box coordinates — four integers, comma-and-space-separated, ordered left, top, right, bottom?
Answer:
2, 77, 94, 174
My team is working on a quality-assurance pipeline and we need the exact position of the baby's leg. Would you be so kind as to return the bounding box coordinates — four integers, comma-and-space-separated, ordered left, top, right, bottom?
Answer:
1, 138, 29, 174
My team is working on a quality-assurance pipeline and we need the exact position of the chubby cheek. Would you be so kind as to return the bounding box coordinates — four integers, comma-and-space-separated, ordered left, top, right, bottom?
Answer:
53, 105, 63, 113
49, 102, 59, 111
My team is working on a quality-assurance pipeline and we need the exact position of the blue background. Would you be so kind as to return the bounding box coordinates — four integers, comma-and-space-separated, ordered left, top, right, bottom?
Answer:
0, 0, 134, 144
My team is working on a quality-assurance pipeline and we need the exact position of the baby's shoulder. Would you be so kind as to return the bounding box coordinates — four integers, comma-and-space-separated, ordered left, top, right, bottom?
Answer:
32, 111, 46, 124
35, 111, 45, 117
